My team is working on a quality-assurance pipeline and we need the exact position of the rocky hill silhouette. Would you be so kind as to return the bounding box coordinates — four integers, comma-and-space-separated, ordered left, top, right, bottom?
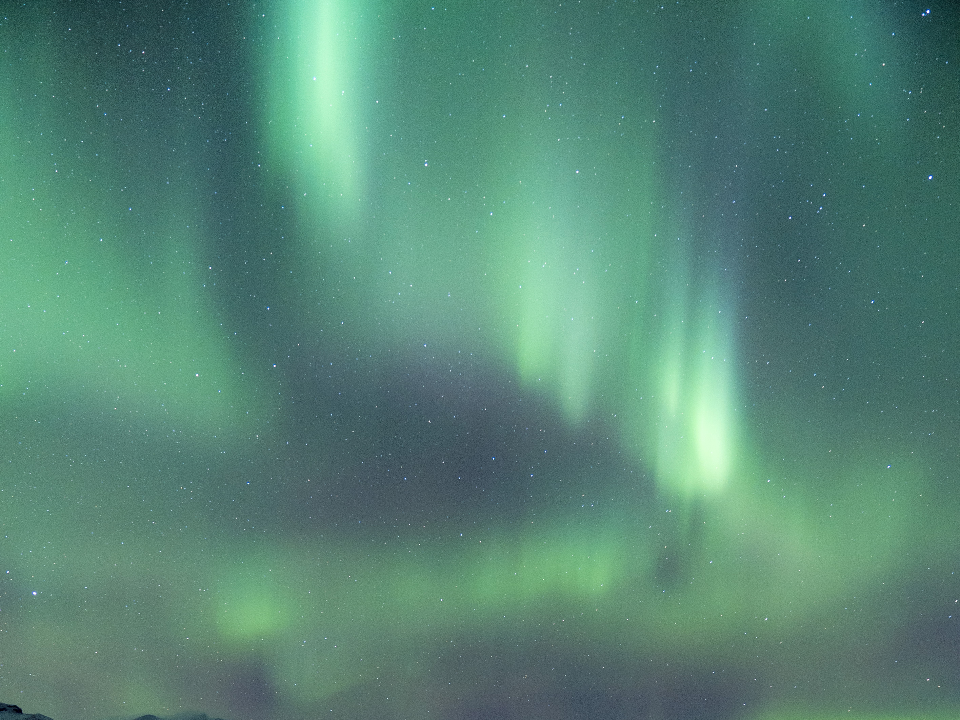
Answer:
0, 704, 227, 720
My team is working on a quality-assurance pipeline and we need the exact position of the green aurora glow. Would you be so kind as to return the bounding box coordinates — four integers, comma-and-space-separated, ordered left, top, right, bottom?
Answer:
1, 2, 958, 720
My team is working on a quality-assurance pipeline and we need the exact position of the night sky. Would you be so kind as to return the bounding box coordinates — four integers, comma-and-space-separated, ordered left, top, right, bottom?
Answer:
1, 2, 958, 719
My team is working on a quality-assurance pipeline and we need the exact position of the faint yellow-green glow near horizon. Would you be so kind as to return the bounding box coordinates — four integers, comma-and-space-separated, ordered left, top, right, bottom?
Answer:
203, 447, 928, 706
748, 713, 958, 720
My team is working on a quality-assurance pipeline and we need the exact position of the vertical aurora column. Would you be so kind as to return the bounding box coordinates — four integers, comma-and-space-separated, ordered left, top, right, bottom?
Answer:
260, 0, 741, 497
495, 130, 739, 498
264, 0, 369, 225
646, 247, 737, 497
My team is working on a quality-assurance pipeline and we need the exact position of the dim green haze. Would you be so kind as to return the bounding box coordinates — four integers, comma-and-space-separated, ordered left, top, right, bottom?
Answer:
1, 2, 958, 719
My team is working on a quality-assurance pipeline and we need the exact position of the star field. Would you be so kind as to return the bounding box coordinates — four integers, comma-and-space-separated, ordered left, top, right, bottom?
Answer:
1, 3, 958, 720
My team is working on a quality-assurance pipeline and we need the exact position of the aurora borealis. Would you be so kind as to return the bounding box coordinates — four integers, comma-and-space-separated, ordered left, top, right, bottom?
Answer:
1, 2, 958, 719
